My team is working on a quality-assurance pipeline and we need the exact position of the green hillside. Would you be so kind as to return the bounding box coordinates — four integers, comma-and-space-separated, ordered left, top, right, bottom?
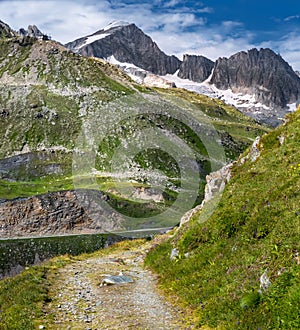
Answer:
145, 107, 300, 329
0, 35, 268, 230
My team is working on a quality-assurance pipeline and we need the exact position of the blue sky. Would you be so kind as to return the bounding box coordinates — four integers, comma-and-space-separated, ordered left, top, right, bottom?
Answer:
1, 0, 300, 70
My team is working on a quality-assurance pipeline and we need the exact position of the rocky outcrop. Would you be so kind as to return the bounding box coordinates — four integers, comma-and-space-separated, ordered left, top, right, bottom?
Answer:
210, 48, 300, 109
180, 163, 232, 226
0, 190, 125, 237
66, 22, 182, 75
0, 151, 67, 181
18, 24, 47, 39
0, 20, 16, 38
239, 136, 262, 164
178, 54, 214, 82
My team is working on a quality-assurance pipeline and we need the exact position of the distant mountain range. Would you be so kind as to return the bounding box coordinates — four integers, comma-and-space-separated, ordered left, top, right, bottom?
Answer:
3, 19, 300, 126
66, 21, 300, 127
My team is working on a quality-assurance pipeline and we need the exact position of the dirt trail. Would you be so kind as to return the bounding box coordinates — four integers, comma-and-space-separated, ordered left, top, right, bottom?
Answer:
44, 239, 194, 329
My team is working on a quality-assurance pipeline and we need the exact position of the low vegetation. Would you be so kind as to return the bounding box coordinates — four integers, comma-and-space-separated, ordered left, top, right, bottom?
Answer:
145, 108, 300, 329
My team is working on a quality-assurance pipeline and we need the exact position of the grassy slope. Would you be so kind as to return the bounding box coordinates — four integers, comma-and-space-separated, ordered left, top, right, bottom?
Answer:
145, 108, 300, 329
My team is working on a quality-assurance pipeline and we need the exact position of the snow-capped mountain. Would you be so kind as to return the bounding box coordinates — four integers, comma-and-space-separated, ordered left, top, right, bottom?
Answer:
65, 20, 181, 75
163, 48, 300, 127
66, 21, 300, 126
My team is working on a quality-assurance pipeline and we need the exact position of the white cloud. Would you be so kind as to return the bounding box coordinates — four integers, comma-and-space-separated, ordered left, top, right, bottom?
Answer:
0, 0, 113, 41
221, 20, 243, 30
163, 0, 181, 8
197, 6, 213, 14
151, 28, 254, 61
284, 15, 300, 22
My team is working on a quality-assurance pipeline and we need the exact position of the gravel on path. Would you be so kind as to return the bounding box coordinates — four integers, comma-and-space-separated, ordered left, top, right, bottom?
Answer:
44, 238, 195, 330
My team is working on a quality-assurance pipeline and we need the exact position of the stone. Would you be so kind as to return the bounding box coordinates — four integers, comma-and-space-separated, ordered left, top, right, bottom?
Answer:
180, 163, 232, 227
18, 24, 47, 40
278, 134, 285, 145
239, 136, 261, 164
0, 20, 16, 38
260, 270, 271, 291
100, 274, 134, 286
0, 189, 125, 237
170, 248, 179, 260
249, 136, 261, 162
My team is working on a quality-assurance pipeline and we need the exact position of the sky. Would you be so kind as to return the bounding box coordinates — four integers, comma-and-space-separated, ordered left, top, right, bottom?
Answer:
1, 0, 300, 70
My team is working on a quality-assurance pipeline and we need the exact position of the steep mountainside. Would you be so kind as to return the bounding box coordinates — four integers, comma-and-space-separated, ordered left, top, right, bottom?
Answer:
65, 21, 181, 75
0, 21, 267, 237
178, 54, 214, 82
210, 48, 300, 109
146, 106, 300, 329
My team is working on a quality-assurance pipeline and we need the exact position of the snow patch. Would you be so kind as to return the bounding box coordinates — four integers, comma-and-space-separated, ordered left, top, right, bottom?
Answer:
81, 33, 111, 47
107, 55, 140, 70
106, 56, 145, 83
106, 56, 175, 88
287, 102, 297, 112
103, 21, 131, 31
162, 74, 271, 111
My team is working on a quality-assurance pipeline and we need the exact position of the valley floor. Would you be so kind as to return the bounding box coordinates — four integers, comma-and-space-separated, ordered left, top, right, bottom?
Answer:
42, 237, 196, 329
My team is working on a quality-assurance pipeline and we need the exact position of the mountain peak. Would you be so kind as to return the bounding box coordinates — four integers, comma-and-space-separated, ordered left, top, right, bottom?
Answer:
66, 22, 181, 75
103, 20, 132, 31
210, 47, 300, 109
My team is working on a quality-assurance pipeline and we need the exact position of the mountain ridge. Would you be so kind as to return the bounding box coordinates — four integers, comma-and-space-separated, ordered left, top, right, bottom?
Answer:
66, 21, 300, 126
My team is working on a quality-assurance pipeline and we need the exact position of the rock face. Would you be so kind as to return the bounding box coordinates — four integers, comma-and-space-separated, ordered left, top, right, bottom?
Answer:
0, 20, 16, 38
180, 163, 232, 227
65, 21, 181, 75
210, 48, 300, 108
18, 25, 46, 39
178, 54, 214, 82
0, 190, 124, 237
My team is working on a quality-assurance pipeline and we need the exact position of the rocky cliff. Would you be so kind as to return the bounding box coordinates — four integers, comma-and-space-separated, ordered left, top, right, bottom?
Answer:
66, 22, 181, 75
178, 54, 214, 82
210, 48, 300, 109
0, 190, 124, 237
